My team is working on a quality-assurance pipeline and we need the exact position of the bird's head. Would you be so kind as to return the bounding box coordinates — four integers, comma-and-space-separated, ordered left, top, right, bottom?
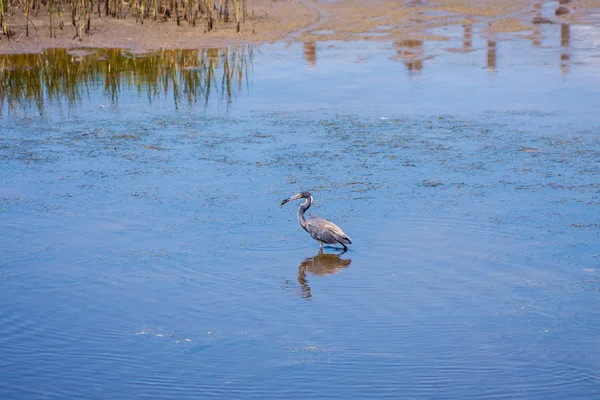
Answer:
280, 191, 312, 207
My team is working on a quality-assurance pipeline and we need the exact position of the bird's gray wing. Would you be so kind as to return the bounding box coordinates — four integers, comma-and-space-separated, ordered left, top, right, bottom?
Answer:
306, 217, 352, 245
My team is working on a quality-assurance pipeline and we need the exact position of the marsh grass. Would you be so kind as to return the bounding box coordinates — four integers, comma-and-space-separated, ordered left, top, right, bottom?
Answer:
0, 0, 248, 39
0, 45, 253, 115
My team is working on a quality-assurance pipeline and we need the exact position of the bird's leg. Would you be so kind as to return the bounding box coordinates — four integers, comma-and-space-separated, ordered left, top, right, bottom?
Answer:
319, 241, 324, 251
342, 244, 348, 251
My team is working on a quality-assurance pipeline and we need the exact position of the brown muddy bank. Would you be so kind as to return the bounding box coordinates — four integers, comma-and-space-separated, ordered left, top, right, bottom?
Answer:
1, 0, 599, 54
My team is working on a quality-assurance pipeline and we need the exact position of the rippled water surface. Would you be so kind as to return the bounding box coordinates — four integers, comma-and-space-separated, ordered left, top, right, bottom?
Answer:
1, 21, 600, 400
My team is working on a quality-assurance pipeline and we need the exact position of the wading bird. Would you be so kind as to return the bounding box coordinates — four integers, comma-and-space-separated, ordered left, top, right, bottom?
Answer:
280, 191, 352, 251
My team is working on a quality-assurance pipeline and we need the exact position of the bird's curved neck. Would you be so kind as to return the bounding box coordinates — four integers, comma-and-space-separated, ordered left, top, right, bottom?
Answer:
297, 196, 312, 230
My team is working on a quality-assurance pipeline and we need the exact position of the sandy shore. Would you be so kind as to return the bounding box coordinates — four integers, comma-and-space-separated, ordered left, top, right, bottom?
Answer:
0, 0, 599, 53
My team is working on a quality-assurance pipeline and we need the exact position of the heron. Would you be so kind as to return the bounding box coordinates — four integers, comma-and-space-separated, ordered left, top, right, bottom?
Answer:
280, 191, 352, 251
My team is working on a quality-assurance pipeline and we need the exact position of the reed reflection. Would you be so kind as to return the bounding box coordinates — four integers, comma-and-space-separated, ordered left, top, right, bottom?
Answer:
486, 39, 497, 72
0, 46, 253, 116
463, 23, 473, 52
560, 23, 571, 75
303, 41, 317, 69
532, 3, 543, 47
393, 39, 424, 77
297, 251, 351, 299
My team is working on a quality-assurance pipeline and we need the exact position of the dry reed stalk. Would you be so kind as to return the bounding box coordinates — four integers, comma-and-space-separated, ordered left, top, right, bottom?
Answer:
24, 0, 31, 36
1, 0, 249, 41
173, 0, 179, 24
204, 0, 212, 30
232, 0, 240, 32
0, 0, 7, 37
48, 0, 54, 37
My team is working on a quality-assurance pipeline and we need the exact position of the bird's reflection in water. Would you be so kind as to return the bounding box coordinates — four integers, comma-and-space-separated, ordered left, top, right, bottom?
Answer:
297, 251, 352, 299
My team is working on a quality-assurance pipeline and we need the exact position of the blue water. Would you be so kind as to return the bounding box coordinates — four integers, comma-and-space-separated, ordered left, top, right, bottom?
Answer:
1, 22, 600, 400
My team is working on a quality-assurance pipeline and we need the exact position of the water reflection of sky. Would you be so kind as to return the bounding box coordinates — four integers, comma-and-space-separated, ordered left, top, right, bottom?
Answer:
251, 36, 599, 120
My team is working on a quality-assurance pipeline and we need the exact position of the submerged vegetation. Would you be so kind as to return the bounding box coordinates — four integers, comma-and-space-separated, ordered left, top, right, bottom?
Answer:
0, 45, 253, 114
0, 0, 250, 39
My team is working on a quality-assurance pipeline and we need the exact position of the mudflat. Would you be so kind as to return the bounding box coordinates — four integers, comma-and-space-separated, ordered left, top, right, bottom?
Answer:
1, 0, 598, 54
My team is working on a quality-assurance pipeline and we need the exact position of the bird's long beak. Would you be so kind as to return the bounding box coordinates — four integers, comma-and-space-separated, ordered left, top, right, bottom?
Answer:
280, 193, 302, 207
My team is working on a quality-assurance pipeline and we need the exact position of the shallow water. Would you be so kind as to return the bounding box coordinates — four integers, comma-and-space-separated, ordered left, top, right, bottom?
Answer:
1, 19, 600, 400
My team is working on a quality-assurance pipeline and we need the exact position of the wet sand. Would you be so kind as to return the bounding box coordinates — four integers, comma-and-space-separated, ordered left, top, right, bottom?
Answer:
1, 0, 599, 54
